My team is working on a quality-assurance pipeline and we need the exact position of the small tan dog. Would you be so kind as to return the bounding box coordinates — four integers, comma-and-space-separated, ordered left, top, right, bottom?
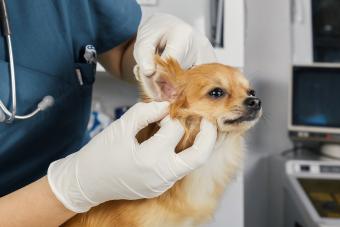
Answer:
63, 57, 262, 227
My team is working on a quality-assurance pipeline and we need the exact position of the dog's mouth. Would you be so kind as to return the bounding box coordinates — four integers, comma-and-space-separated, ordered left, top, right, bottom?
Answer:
223, 111, 261, 125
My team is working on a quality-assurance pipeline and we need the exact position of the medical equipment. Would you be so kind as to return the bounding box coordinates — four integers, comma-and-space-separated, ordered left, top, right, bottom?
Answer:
0, 0, 54, 123
288, 64, 340, 159
285, 160, 340, 226
269, 153, 340, 227
292, 0, 340, 64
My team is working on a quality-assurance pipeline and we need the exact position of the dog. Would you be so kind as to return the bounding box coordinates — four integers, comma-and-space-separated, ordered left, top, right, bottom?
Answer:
62, 57, 262, 227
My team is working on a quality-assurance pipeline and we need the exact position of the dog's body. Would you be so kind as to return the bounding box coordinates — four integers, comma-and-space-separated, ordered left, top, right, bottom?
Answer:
63, 58, 261, 227
64, 133, 243, 227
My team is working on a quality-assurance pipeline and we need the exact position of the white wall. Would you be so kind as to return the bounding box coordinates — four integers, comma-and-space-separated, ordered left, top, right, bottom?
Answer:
244, 0, 292, 227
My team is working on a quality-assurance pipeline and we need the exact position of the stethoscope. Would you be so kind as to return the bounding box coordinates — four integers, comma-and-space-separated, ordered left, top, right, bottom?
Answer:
0, 0, 54, 123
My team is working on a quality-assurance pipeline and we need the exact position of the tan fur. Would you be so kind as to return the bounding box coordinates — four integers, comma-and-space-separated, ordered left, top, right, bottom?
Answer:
62, 57, 261, 227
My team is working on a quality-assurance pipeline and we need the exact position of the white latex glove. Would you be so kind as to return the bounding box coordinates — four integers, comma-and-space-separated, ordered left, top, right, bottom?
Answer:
134, 13, 216, 76
48, 102, 217, 213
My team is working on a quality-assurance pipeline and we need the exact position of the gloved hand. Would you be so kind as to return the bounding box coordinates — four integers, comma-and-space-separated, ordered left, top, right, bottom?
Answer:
48, 102, 217, 213
134, 13, 216, 77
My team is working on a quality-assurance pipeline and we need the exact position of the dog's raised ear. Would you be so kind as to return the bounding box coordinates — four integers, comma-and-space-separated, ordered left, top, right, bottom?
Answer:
134, 56, 183, 102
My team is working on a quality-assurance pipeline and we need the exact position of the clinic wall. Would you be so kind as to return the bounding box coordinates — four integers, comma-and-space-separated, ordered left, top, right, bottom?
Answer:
244, 0, 292, 227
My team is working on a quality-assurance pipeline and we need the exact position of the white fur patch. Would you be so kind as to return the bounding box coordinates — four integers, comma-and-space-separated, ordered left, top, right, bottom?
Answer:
183, 134, 244, 208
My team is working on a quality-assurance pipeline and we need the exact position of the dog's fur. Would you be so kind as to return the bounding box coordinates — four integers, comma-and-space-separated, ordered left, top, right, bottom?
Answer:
62, 57, 261, 227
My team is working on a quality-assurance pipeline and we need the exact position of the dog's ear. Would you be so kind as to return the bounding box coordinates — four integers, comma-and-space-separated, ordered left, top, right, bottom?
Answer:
135, 56, 183, 102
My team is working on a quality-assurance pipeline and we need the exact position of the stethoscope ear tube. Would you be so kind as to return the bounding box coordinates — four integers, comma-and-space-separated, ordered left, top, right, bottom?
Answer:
0, 96, 55, 122
0, 0, 11, 36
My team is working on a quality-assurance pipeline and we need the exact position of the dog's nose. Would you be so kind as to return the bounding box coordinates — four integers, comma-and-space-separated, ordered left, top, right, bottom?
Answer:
244, 97, 261, 111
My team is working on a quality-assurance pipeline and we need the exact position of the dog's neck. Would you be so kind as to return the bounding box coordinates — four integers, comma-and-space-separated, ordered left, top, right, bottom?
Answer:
136, 102, 244, 223
160, 114, 244, 220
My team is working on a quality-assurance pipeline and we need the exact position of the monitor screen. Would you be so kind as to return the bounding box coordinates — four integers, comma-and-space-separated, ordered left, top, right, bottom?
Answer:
298, 178, 340, 218
292, 66, 340, 128
312, 0, 340, 62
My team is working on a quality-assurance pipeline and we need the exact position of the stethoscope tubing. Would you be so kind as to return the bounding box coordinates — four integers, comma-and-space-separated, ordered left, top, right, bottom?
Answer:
5, 34, 16, 122
0, 0, 54, 123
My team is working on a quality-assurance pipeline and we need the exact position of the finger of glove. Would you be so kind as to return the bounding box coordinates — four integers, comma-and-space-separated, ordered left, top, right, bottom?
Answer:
194, 37, 217, 65
141, 116, 184, 149
134, 32, 161, 77
122, 102, 169, 136
174, 119, 217, 174
160, 26, 194, 69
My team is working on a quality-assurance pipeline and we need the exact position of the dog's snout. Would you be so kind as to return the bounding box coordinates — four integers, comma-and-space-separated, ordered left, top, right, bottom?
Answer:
244, 97, 261, 111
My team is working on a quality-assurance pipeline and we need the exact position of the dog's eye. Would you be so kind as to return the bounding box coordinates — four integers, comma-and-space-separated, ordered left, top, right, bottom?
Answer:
208, 88, 226, 98
248, 89, 256, 96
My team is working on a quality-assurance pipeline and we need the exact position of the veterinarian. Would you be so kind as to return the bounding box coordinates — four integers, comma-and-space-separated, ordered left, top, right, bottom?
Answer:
0, 1, 217, 226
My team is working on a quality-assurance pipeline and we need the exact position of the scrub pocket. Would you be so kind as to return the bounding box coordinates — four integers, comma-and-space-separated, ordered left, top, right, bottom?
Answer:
74, 63, 96, 87
72, 62, 97, 145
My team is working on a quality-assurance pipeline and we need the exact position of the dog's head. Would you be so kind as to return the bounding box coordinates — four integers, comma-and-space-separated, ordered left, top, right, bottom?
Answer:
135, 57, 261, 135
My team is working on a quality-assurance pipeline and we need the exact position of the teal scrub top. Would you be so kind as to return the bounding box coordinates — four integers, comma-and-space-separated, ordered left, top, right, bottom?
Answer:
0, 0, 141, 196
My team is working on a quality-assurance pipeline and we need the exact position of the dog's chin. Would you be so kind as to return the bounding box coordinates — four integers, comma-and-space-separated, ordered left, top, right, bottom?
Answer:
217, 110, 262, 133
